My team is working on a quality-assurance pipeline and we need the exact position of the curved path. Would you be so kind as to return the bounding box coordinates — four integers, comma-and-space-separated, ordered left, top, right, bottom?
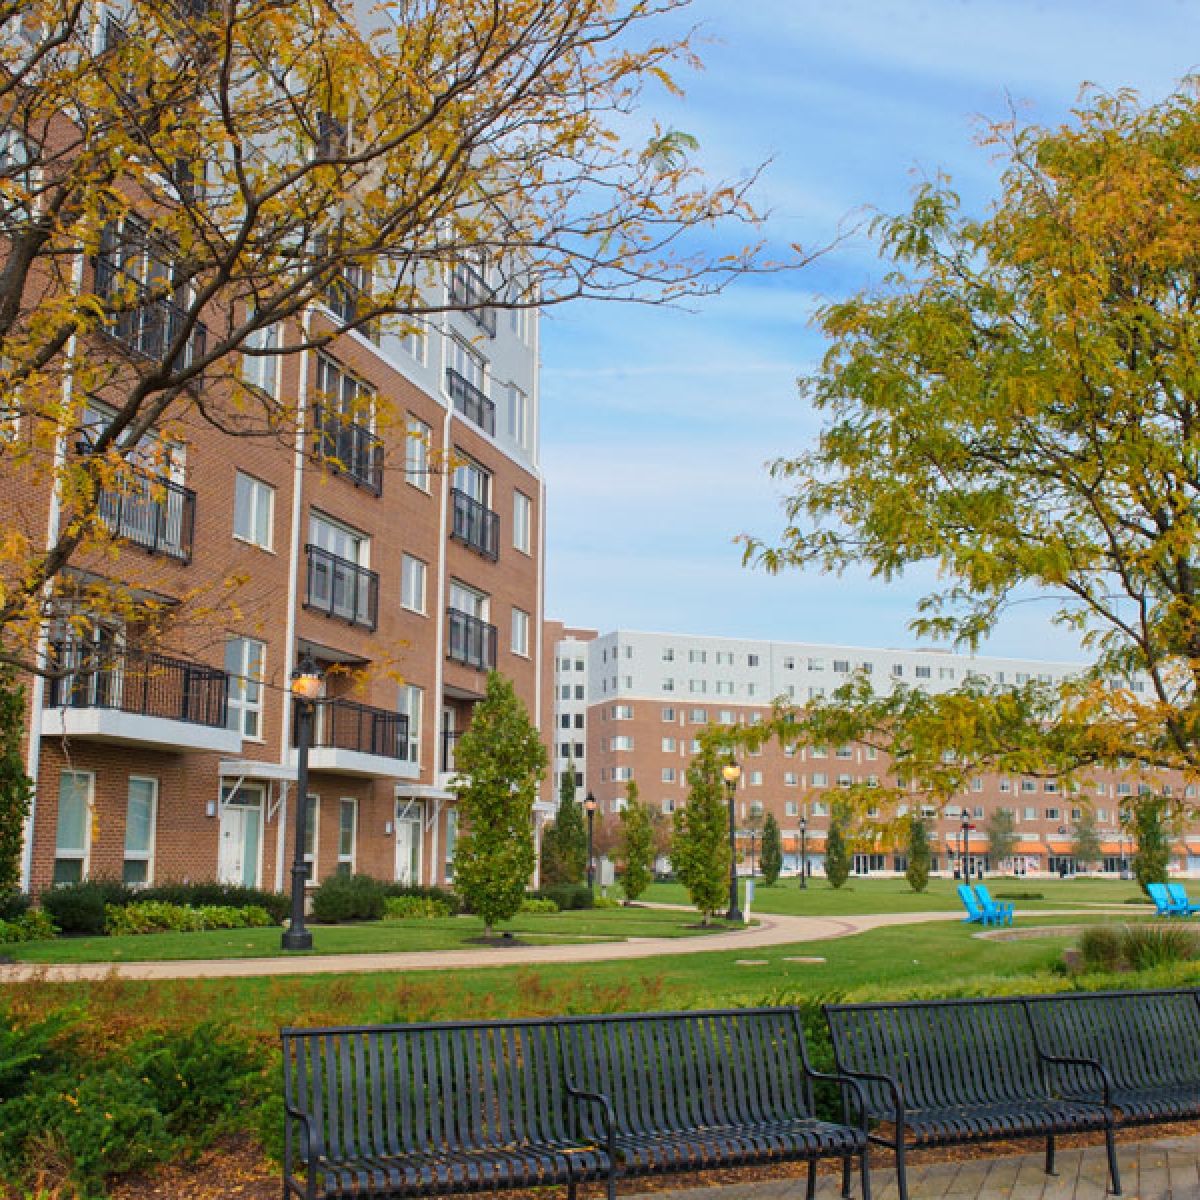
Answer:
0, 906, 1126, 983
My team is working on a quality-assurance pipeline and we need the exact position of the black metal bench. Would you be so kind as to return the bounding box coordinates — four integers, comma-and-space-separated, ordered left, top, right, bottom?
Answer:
558, 1007, 871, 1200
283, 1008, 872, 1200
1025, 988, 1200, 1136
281, 1019, 608, 1200
825, 996, 1119, 1200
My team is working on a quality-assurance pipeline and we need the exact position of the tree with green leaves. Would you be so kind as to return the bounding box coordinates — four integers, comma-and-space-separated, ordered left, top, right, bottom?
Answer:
670, 743, 730, 924
824, 803, 851, 889
759, 813, 783, 886
1129, 795, 1172, 897
1071, 805, 1103, 872
618, 782, 654, 904
904, 815, 931, 893
0, 667, 32, 893
451, 673, 546, 936
743, 84, 1200, 803
540, 758, 587, 886
985, 808, 1017, 874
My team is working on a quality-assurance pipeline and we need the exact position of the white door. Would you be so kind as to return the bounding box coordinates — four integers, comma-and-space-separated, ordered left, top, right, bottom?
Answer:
218, 784, 263, 887
395, 800, 424, 884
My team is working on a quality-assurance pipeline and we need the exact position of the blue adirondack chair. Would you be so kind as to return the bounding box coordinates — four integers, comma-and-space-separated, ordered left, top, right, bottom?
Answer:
1167, 882, 1200, 915
957, 883, 988, 924
974, 883, 1014, 926
1147, 881, 1181, 917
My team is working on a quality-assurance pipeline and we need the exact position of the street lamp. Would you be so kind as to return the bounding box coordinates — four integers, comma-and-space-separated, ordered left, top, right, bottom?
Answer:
283, 653, 325, 951
722, 761, 743, 922
584, 792, 597, 898
960, 815, 970, 881
799, 814, 808, 890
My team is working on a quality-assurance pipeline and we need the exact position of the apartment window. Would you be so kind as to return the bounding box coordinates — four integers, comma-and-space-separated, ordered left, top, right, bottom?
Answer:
783, 656, 795, 669
915, 665, 931, 679
233, 471, 274, 550
662, 647, 675, 662
511, 607, 530, 657
400, 554, 427, 614
575, 685, 584, 700
401, 318, 427, 364
808, 658, 824, 671
1045, 808, 1060, 821
1044, 780, 1058, 793
560, 714, 570, 729
662, 678, 675, 692
662, 768, 676, 783
689, 679, 706, 693
836, 746, 853, 760
689, 649, 707, 664
225, 636, 265, 738
836, 774, 853, 788
303, 795, 320, 875
999, 779, 1012, 792
1024, 806, 1037, 820
314, 354, 379, 491
612, 766, 633, 782
575, 659, 584, 671
811, 772, 828, 787
785, 800, 799, 816
811, 801, 829, 817
662, 737, 676, 752
891, 664, 903, 677
337, 798, 357, 875
718, 709, 734, 724
689, 708, 707, 723
574, 714, 584, 729
784, 772, 798, 786
399, 684, 422, 762
971, 778, 983, 793
614, 704, 633, 720
513, 491, 532, 554
123, 776, 158, 885
241, 321, 279, 394
54, 770, 92, 884
560, 685, 570, 700
747, 654, 759, 667
611, 735, 633, 751
506, 384, 531, 451
661, 798, 676, 815
450, 335, 486, 389
833, 659, 850, 673
310, 510, 369, 569
662, 706, 676, 722
405, 417, 432, 490
1021, 779, 1036, 793
810, 746, 827, 759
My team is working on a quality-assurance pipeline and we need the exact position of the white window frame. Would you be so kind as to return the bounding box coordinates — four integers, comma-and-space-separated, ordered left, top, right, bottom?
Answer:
337, 797, 357, 875
123, 775, 158, 886
405, 416, 432, 491
225, 635, 266, 740
512, 607, 530, 657
54, 769, 93, 884
513, 490, 532, 554
303, 794, 321, 878
399, 683, 423, 764
507, 383, 531, 451
241, 320, 280, 394
401, 554, 427, 614
233, 471, 275, 551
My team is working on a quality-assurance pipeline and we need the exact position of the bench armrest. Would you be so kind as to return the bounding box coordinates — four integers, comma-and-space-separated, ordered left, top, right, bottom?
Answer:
830, 1066, 906, 1128
563, 1083, 617, 1154
1038, 1052, 1114, 1106
283, 1098, 328, 1163
806, 1067, 875, 1130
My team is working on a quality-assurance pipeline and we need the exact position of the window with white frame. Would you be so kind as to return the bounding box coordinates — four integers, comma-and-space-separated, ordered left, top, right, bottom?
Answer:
614, 704, 632, 720
233, 471, 274, 550
513, 490, 532, 554
310, 510, 368, 565
225, 636, 265, 738
241, 320, 279, 394
662, 706, 676, 721
612, 735, 633, 750
661, 797, 676, 815
449, 336, 486, 389
401, 318, 427, 365
337, 798, 357, 875
662, 767, 676, 783
784, 772, 798, 786
399, 684, 422, 763
811, 772, 828, 787
612, 766, 633, 782
507, 384, 531, 451
512, 607, 530, 657
54, 770, 93, 883
404, 417, 432, 490
785, 800, 799, 816
401, 554, 427, 614
303, 795, 320, 876
123, 776, 157, 885
749, 771, 763, 786
662, 737, 676, 752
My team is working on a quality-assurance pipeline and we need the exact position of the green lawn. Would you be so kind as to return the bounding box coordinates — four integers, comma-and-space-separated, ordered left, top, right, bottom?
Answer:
7, 905, 728, 963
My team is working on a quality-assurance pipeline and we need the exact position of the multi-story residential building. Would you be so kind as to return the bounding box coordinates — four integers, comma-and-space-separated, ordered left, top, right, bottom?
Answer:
18, 264, 548, 895
548, 628, 1198, 879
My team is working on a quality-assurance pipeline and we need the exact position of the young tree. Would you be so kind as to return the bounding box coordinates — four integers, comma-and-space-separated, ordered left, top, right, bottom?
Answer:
985, 808, 1018, 875
618, 782, 654, 904
451, 673, 546, 936
0, 0, 785, 670
541, 761, 587, 886
759, 813, 783, 886
670, 743, 730, 924
1071, 806, 1103, 873
904, 815, 931, 894
824, 802, 851, 890
744, 84, 1200, 793
0, 668, 32, 893
1129, 795, 1173, 897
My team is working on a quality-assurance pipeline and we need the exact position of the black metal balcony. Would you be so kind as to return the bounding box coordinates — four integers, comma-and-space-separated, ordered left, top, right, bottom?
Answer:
448, 263, 497, 337
96, 465, 195, 563
304, 544, 379, 630
43, 646, 228, 728
323, 269, 380, 343
94, 251, 208, 370
447, 608, 497, 671
313, 404, 383, 495
298, 698, 409, 760
450, 488, 499, 561
446, 368, 495, 435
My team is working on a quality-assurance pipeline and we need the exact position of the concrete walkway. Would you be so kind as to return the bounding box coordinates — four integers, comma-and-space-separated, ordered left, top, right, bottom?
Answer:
628, 1131, 1200, 1200
0, 906, 1127, 982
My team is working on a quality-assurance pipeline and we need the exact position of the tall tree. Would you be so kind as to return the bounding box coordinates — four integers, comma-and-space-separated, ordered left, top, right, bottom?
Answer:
541, 759, 587, 886
759, 813, 783, 886
0, 667, 32, 893
451, 673, 546, 936
670, 743, 730, 924
744, 84, 1200, 802
618, 782, 654, 904
0, 0, 785, 670
985, 808, 1018, 875
824, 802, 851, 890
904, 815, 931, 894
1071, 805, 1103, 872
1129, 795, 1172, 897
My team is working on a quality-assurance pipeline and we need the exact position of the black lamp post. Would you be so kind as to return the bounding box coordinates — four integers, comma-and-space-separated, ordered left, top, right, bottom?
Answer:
584, 792, 597, 898
799, 814, 808, 890
749, 828, 757, 881
960, 815, 970, 880
282, 653, 325, 951
722, 761, 743, 922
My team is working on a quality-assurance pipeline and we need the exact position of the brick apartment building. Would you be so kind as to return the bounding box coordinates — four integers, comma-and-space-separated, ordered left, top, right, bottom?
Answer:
17, 258, 549, 894
548, 629, 1200, 880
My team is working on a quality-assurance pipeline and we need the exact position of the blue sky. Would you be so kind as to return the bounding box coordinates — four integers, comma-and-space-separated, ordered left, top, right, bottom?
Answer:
539, 0, 1200, 661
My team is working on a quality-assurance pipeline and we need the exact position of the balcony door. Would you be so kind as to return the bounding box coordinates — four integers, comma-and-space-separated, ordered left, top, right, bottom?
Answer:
218, 782, 264, 888
309, 512, 371, 623
395, 799, 423, 885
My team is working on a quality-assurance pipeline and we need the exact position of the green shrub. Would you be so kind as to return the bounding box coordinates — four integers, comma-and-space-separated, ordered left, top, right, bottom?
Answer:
592, 895, 620, 909
39, 879, 135, 935
0, 909, 56, 943
994, 891, 1044, 900
0, 889, 28, 921
311, 873, 385, 922
518, 897, 559, 914
103, 901, 274, 936
533, 883, 592, 911
380, 882, 463, 914
383, 895, 451, 920
141, 881, 289, 923
1121, 923, 1200, 971
1078, 926, 1123, 972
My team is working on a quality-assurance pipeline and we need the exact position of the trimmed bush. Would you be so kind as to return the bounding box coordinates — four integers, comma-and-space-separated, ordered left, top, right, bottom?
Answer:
518, 897, 558, 914
381, 882, 464, 914
592, 895, 620, 909
103, 902, 273, 936
383, 895, 452, 920
140, 881, 289, 923
0, 910, 56, 943
39, 879, 135, 935
311, 873, 385, 923
533, 883, 592, 911
0, 889, 29, 922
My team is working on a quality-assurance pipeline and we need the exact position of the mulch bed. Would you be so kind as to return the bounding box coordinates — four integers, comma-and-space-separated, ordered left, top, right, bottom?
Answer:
110, 1121, 1200, 1200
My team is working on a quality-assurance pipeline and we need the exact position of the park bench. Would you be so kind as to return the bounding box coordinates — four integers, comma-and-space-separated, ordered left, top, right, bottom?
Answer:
1025, 987, 1200, 1142
1166, 883, 1200, 915
557, 1007, 871, 1200
1147, 882, 1182, 917
283, 1008, 872, 1200
825, 995, 1119, 1200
